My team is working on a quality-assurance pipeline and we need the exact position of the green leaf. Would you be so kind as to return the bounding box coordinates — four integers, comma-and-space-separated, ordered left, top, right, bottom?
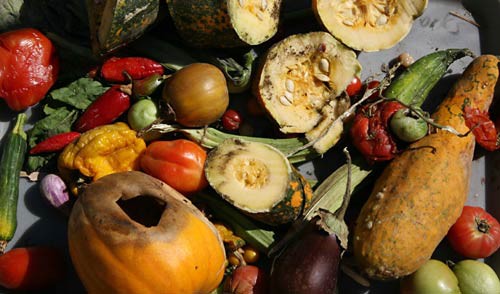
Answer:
49, 77, 107, 110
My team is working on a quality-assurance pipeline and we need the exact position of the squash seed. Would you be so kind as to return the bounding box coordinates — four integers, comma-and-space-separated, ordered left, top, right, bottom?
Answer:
285, 79, 295, 92
376, 14, 388, 26
256, 10, 265, 21
314, 73, 330, 82
319, 58, 330, 73
261, 0, 267, 10
279, 95, 293, 106
239, 0, 245, 7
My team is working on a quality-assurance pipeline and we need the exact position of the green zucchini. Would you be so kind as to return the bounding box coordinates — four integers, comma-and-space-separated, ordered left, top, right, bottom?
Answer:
0, 113, 27, 253
204, 138, 313, 226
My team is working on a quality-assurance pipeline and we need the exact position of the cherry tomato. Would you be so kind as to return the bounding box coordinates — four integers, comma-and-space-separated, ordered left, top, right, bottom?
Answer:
222, 109, 242, 131
366, 80, 381, 100
242, 245, 260, 264
346, 76, 362, 97
140, 139, 209, 195
0, 28, 59, 111
447, 206, 500, 259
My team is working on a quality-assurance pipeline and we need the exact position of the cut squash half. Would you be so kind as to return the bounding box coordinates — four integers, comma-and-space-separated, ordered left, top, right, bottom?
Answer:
312, 0, 428, 52
205, 138, 312, 226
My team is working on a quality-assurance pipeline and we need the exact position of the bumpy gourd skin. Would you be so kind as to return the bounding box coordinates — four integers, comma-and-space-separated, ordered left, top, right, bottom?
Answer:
68, 171, 226, 294
58, 122, 146, 182
353, 55, 499, 280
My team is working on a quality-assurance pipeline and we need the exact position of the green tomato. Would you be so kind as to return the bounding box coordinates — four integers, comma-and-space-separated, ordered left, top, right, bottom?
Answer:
400, 259, 461, 294
453, 260, 500, 294
390, 109, 428, 143
127, 99, 159, 131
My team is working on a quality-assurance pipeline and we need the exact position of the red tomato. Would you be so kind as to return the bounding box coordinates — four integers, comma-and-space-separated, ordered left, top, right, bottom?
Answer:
0, 28, 59, 111
447, 206, 500, 259
222, 109, 242, 131
346, 76, 362, 97
224, 265, 268, 294
0, 247, 65, 290
140, 139, 208, 195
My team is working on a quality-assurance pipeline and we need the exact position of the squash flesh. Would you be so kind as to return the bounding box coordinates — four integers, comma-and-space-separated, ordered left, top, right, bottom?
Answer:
313, 0, 428, 52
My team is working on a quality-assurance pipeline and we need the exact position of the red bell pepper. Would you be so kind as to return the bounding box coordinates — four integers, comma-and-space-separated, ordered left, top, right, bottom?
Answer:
463, 106, 499, 151
0, 28, 59, 111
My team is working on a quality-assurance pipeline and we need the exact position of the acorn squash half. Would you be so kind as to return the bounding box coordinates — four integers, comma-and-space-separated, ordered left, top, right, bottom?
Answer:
166, 0, 282, 48
312, 0, 428, 52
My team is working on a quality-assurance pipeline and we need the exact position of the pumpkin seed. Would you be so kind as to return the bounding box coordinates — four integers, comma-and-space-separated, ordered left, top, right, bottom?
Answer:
314, 73, 330, 82
376, 14, 388, 26
319, 58, 330, 73
279, 95, 293, 106
342, 19, 355, 26
261, 0, 267, 10
285, 79, 295, 92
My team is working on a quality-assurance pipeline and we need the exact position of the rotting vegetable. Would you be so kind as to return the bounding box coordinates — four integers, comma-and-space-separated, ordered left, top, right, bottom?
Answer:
0, 113, 26, 253
68, 171, 226, 293
73, 85, 131, 132
353, 55, 500, 280
350, 48, 474, 163
162, 63, 229, 128
253, 31, 361, 154
0, 246, 65, 291
140, 139, 209, 195
0, 28, 59, 111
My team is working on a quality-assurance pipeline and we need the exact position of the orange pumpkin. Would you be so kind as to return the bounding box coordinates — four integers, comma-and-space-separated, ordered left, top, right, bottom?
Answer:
68, 171, 226, 293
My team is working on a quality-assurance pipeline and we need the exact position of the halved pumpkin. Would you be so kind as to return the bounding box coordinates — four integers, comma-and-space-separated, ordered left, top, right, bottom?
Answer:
312, 0, 428, 52
166, 0, 282, 47
253, 31, 361, 153
205, 138, 312, 226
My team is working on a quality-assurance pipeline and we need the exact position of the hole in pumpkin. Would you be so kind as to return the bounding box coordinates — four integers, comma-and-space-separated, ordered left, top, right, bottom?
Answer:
116, 195, 166, 227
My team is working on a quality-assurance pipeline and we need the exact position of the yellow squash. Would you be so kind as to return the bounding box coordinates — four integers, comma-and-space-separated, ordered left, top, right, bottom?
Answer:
353, 55, 499, 280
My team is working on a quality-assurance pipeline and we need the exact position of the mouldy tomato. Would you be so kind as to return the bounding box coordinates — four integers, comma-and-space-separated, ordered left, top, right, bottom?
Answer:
0, 28, 59, 111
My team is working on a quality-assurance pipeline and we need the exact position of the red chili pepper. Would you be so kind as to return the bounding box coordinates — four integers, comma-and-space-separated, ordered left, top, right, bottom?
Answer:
73, 86, 131, 132
100, 57, 164, 83
350, 101, 405, 163
0, 246, 65, 291
29, 132, 81, 155
463, 106, 499, 151
0, 28, 59, 111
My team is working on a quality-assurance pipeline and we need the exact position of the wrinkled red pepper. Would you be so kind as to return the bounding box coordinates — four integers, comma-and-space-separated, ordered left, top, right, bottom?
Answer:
350, 101, 405, 163
0, 28, 59, 111
463, 106, 499, 151
29, 131, 81, 155
100, 57, 164, 83
73, 86, 131, 132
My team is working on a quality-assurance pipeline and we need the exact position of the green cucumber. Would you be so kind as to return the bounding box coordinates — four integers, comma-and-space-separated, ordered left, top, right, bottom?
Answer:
385, 48, 474, 105
0, 113, 27, 253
